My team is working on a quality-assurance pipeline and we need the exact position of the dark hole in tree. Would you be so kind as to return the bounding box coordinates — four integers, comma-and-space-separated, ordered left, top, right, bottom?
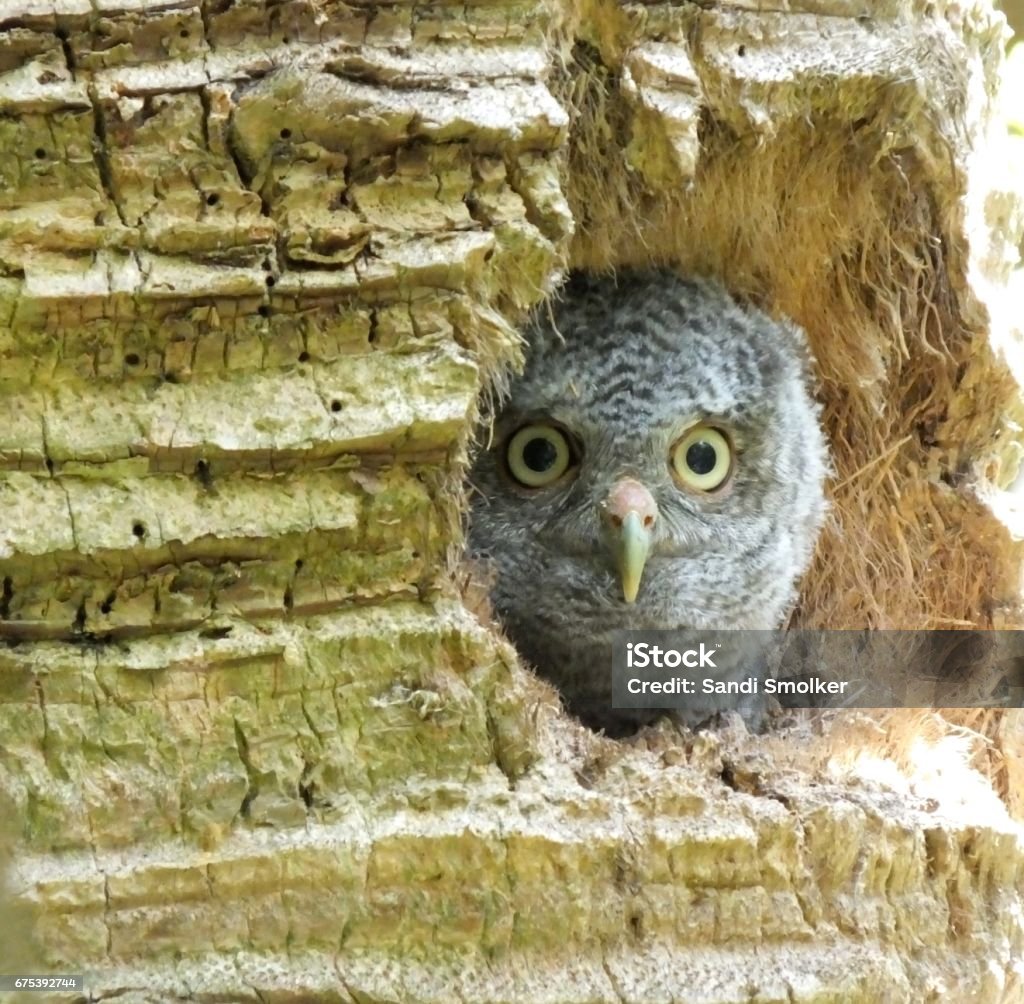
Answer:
294, 559, 304, 571
258, 305, 270, 318
132, 522, 146, 539
330, 400, 342, 413
124, 352, 140, 366
100, 592, 115, 615
265, 275, 276, 287
279, 128, 292, 140
34, 148, 47, 160
199, 625, 233, 640
205, 192, 219, 206
297, 351, 310, 362
195, 459, 213, 489
737, 45, 746, 56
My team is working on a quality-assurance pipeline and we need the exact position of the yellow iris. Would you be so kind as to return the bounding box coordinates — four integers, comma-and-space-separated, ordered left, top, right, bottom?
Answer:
506, 424, 573, 488
671, 426, 732, 492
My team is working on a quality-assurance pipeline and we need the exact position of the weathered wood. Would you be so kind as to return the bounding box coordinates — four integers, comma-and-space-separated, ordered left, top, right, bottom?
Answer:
0, 0, 1022, 1001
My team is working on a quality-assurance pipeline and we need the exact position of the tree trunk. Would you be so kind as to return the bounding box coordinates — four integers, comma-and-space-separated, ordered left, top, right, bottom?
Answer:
0, 1, 1022, 1001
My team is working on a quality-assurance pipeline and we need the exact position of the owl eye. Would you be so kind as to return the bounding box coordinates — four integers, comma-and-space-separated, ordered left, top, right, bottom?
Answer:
671, 426, 733, 492
505, 424, 575, 488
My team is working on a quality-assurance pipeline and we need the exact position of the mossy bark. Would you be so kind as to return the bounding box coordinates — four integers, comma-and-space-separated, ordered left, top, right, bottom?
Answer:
0, 1, 1022, 1002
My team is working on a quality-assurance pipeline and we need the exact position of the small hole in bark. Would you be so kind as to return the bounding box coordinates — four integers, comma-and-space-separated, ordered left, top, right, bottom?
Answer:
0, 577, 12, 619
195, 459, 213, 489
34, 148, 47, 160
74, 601, 87, 631
297, 350, 310, 362
279, 128, 292, 140
180, 28, 189, 38
265, 276, 276, 288
294, 559, 304, 571
330, 400, 342, 413
283, 585, 294, 610
124, 352, 140, 366
132, 522, 146, 539
199, 625, 233, 639
100, 592, 115, 615
737, 45, 746, 57
257, 305, 270, 318
205, 192, 219, 206
262, 259, 272, 271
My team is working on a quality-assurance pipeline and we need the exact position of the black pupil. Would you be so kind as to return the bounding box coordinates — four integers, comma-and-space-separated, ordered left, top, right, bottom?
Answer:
686, 441, 718, 476
522, 437, 558, 473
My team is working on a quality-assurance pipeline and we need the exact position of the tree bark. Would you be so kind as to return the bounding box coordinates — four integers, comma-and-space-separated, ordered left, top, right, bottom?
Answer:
0, 1, 1022, 1001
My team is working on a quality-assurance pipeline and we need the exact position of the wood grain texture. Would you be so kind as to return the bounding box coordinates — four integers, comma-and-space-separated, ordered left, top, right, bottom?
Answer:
0, 1, 1021, 1001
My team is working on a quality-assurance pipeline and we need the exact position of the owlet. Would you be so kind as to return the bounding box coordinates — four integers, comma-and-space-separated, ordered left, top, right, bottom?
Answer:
468, 270, 829, 734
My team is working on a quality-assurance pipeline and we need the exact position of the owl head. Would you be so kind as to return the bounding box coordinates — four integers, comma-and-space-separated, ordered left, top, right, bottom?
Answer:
468, 270, 829, 725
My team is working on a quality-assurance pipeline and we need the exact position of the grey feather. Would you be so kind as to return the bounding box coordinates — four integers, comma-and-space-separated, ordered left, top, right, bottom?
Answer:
468, 270, 829, 735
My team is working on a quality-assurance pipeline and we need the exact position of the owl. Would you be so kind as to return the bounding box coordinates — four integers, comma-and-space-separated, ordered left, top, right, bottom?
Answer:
468, 270, 829, 735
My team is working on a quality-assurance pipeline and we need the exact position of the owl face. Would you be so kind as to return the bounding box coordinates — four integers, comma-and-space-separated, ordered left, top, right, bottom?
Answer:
468, 271, 828, 717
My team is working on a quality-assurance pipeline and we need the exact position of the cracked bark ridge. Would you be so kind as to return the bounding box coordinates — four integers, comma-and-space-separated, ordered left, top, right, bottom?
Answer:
0, 0, 1022, 1002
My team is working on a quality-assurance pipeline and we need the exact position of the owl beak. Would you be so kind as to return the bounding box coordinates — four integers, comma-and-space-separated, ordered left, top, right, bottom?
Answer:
616, 511, 652, 604
602, 479, 658, 604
